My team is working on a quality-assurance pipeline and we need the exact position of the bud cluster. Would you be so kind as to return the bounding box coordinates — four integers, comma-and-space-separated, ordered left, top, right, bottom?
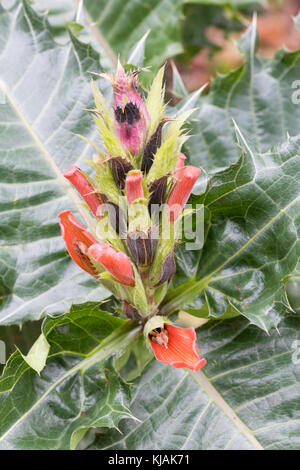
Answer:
58, 62, 206, 371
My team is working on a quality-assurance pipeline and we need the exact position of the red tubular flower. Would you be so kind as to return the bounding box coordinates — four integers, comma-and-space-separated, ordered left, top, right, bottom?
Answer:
125, 171, 144, 204
88, 243, 135, 287
112, 62, 150, 156
64, 165, 102, 218
149, 323, 206, 371
58, 210, 99, 277
167, 165, 201, 223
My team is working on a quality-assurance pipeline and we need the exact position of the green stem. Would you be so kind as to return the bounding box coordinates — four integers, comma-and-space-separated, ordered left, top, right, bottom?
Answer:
80, 321, 143, 373
139, 266, 156, 317
160, 277, 209, 316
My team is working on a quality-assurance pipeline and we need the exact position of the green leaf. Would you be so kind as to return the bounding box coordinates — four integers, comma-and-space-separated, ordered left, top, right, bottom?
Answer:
89, 312, 300, 450
114, 335, 154, 382
0, 302, 142, 449
163, 133, 300, 331
20, 333, 49, 374
186, 17, 300, 173
170, 60, 188, 99
127, 29, 150, 68
181, 2, 243, 60
0, 0, 111, 325
83, 0, 186, 83
34, 0, 77, 41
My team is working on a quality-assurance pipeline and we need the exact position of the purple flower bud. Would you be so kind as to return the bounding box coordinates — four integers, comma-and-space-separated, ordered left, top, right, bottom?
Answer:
112, 62, 149, 156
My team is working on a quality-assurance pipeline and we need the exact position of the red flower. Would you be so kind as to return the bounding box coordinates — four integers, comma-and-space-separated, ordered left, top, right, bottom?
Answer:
88, 243, 135, 287
58, 210, 99, 277
149, 323, 206, 371
125, 171, 144, 204
64, 165, 102, 218
167, 165, 201, 223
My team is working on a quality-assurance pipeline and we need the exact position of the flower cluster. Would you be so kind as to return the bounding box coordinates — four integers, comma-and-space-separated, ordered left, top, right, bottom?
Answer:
58, 62, 206, 371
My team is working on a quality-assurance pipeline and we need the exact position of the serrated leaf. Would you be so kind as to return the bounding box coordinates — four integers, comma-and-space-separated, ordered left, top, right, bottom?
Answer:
0, 1, 112, 325
114, 335, 153, 382
127, 29, 150, 68
163, 134, 300, 331
170, 60, 188, 99
186, 18, 300, 173
0, 302, 142, 449
89, 312, 300, 450
34, 0, 78, 41
83, 0, 185, 83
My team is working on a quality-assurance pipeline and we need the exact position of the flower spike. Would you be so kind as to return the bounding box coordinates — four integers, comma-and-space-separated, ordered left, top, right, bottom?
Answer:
58, 60, 205, 364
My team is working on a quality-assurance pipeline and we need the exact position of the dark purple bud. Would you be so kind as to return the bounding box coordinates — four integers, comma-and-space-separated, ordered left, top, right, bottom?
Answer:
148, 176, 168, 218
126, 227, 159, 266
109, 156, 134, 190
100, 194, 127, 237
122, 300, 141, 320
141, 119, 171, 173
153, 251, 176, 287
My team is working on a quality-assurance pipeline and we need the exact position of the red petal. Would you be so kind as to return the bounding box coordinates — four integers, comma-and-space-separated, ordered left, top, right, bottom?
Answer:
150, 324, 206, 371
167, 166, 201, 222
58, 210, 98, 277
125, 172, 144, 204
64, 165, 102, 218
88, 243, 135, 287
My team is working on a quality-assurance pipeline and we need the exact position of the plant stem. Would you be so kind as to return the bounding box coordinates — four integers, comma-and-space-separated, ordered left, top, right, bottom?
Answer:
80, 321, 142, 373
160, 277, 209, 316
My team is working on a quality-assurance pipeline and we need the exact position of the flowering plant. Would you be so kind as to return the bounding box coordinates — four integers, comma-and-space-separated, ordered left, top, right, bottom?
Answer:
1, 0, 300, 451
59, 63, 206, 371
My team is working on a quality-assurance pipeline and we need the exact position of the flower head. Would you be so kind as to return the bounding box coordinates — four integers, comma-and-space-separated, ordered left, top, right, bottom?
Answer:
149, 322, 206, 371
167, 165, 201, 223
58, 210, 98, 277
88, 243, 135, 287
64, 165, 102, 218
57, 63, 203, 334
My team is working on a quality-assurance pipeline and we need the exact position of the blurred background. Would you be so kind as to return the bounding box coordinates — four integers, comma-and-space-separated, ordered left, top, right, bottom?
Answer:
31, 0, 300, 94
1, 0, 299, 364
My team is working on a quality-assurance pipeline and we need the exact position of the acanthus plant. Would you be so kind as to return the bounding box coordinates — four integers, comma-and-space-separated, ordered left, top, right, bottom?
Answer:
59, 62, 206, 371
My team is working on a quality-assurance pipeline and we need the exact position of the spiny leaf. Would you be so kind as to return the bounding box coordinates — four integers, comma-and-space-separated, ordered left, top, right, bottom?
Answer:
0, 302, 142, 450
164, 133, 300, 332
186, 18, 300, 173
89, 313, 300, 450
0, 0, 111, 325
83, 0, 185, 83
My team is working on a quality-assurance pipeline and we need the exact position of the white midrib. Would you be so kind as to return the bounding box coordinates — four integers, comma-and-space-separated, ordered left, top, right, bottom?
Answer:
0, 82, 94, 230
191, 371, 264, 450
